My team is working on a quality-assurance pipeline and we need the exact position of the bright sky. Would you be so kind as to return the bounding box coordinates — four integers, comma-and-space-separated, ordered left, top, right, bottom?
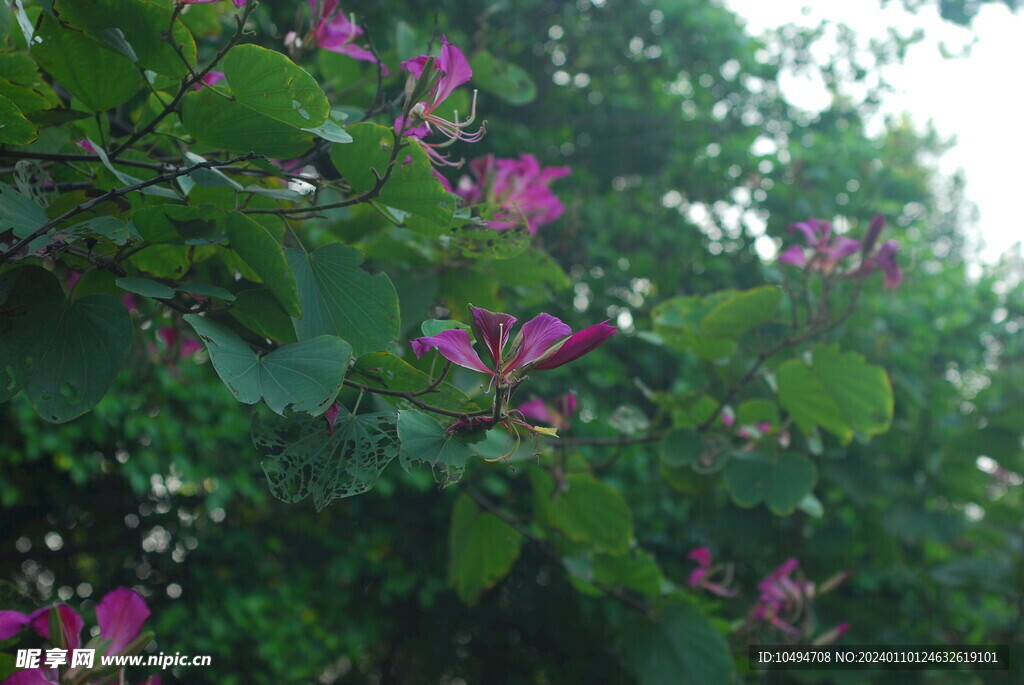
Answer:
722, 0, 1024, 264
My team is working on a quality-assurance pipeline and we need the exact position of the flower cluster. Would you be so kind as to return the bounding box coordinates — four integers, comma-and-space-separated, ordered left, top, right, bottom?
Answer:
0, 588, 155, 684
779, 215, 902, 289
410, 307, 616, 391
749, 558, 851, 642
398, 37, 484, 166
455, 154, 571, 234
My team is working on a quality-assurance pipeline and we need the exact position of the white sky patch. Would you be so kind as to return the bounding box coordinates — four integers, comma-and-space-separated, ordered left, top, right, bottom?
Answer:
723, 0, 1024, 264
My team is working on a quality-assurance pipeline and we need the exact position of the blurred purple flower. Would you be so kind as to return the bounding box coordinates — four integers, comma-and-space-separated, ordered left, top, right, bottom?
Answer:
307, 1, 383, 68
193, 71, 225, 90
456, 154, 571, 233
687, 547, 737, 597
411, 306, 615, 388
518, 393, 578, 431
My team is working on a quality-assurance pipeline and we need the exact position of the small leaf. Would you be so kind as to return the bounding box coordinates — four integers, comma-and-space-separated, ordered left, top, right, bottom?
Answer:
184, 314, 350, 416
223, 212, 301, 317
175, 283, 236, 302
0, 94, 36, 144
115, 277, 174, 299
397, 409, 474, 483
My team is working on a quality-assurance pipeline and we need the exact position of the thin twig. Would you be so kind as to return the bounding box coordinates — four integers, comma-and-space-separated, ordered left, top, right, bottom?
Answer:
1, 153, 262, 263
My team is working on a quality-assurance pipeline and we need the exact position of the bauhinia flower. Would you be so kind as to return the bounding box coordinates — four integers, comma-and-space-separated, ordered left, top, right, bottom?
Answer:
748, 559, 850, 640
687, 547, 738, 597
410, 306, 616, 390
457, 154, 571, 233
398, 37, 484, 166
1, 588, 152, 684
779, 214, 903, 290
305, 0, 383, 68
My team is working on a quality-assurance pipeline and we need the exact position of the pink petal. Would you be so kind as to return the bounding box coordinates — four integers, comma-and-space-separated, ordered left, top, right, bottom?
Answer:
688, 567, 708, 588
0, 610, 30, 640
688, 546, 712, 568
517, 398, 554, 425
532, 320, 616, 371
29, 605, 83, 652
504, 313, 572, 371
410, 329, 493, 375
778, 245, 807, 267
431, 36, 472, 107
96, 588, 149, 655
3, 669, 59, 684
556, 392, 578, 418
470, 306, 517, 367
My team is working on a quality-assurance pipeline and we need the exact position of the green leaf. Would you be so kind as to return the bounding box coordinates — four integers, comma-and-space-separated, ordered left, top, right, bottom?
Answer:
254, 406, 399, 511
184, 314, 350, 416
548, 474, 633, 555
54, 0, 198, 78
286, 244, 399, 356
175, 283, 236, 302
0, 266, 132, 422
0, 94, 35, 144
115, 277, 174, 299
90, 141, 180, 199
724, 452, 818, 515
228, 289, 297, 343
0, 182, 47, 240
223, 212, 301, 317
301, 115, 353, 143
420, 319, 471, 336
593, 550, 664, 597
471, 50, 537, 105
351, 352, 479, 415
651, 293, 738, 360
222, 44, 330, 128
617, 602, 734, 685
660, 428, 702, 467
700, 285, 781, 338
330, 123, 454, 226
32, 14, 142, 112
777, 343, 893, 443
447, 495, 524, 605
396, 409, 474, 483
131, 204, 224, 244
129, 245, 194, 279
181, 89, 314, 158
63, 216, 131, 246
490, 248, 570, 302
448, 226, 531, 260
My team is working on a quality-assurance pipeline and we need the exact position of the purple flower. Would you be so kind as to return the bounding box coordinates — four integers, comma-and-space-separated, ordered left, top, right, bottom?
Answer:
2, 588, 151, 684
687, 547, 738, 597
398, 37, 484, 166
864, 240, 902, 289
307, 1, 383, 68
779, 217, 860, 272
456, 154, 571, 233
750, 558, 811, 635
518, 393, 578, 431
410, 306, 615, 388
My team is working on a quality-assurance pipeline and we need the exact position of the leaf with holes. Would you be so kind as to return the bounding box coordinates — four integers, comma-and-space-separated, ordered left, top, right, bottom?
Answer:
254, 406, 399, 511
184, 314, 349, 416
0, 266, 131, 422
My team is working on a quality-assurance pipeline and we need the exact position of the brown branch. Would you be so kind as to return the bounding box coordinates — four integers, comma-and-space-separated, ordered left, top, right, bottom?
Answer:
1, 153, 262, 263
342, 378, 489, 419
